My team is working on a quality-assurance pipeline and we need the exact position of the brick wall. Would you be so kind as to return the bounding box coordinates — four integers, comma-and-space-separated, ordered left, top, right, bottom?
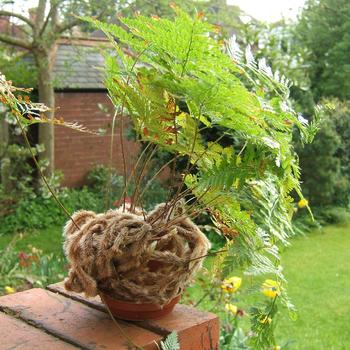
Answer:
0, 16, 9, 33
55, 91, 139, 187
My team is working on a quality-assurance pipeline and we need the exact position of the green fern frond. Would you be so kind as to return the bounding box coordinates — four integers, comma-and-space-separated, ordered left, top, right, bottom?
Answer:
160, 332, 180, 350
0, 73, 98, 134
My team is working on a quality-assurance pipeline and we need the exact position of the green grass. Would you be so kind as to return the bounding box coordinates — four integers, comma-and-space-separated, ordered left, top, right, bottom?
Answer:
0, 226, 64, 255
0, 226, 66, 295
187, 224, 350, 350
1, 224, 349, 349
276, 224, 350, 349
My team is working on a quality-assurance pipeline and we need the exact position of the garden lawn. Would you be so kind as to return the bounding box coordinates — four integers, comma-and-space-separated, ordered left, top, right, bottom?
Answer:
0, 226, 63, 255
276, 224, 350, 350
187, 224, 350, 350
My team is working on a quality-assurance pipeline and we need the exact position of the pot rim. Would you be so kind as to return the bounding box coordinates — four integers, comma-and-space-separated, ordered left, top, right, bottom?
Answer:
99, 291, 181, 312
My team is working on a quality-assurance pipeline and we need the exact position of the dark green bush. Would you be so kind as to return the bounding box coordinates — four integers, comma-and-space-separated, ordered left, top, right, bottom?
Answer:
298, 101, 350, 208
316, 207, 350, 225
86, 164, 124, 201
1, 187, 104, 234
86, 165, 169, 211
1, 165, 169, 235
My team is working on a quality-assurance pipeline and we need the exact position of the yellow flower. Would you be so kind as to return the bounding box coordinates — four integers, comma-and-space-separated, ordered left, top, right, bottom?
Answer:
298, 198, 309, 208
262, 279, 281, 298
221, 276, 242, 293
274, 346, 281, 350
4, 286, 15, 294
259, 315, 272, 324
225, 303, 238, 315
29, 245, 42, 255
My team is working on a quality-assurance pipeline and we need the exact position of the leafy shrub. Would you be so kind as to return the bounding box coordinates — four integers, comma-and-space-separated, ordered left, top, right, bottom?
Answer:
1, 164, 169, 235
1, 187, 104, 234
86, 164, 124, 202
183, 262, 284, 349
316, 206, 350, 225
1, 143, 45, 198
297, 100, 350, 208
87, 164, 169, 210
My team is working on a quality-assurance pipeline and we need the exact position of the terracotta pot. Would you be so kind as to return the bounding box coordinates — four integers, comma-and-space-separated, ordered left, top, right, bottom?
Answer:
100, 292, 181, 321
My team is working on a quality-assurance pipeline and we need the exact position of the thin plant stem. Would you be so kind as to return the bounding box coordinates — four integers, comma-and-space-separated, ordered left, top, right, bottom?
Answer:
105, 108, 119, 210
182, 186, 212, 215
148, 185, 196, 225
137, 155, 178, 204
155, 193, 225, 232
166, 103, 204, 221
131, 144, 159, 211
209, 289, 224, 313
194, 290, 210, 307
188, 195, 227, 222
164, 184, 213, 224
14, 113, 79, 229
158, 132, 227, 224
138, 198, 147, 220
238, 141, 247, 157
109, 44, 151, 211
119, 141, 153, 206
119, 104, 127, 211
99, 293, 144, 350
186, 249, 228, 264
150, 132, 225, 223
180, 21, 195, 77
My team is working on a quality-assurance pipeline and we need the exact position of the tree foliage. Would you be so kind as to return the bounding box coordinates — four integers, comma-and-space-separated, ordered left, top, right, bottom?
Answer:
120, 0, 242, 37
0, 0, 119, 176
296, 0, 350, 101
299, 101, 350, 206
289, 0, 350, 208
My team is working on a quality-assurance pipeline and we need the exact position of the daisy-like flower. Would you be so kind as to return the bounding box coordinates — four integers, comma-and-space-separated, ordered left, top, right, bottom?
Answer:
261, 279, 281, 298
4, 286, 15, 294
259, 315, 272, 324
221, 276, 242, 293
225, 303, 238, 315
298, 198, 309, 208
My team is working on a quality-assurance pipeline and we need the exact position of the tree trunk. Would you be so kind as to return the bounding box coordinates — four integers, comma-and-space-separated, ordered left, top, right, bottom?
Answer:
0, 114, 9, 149
0, 116, 11, 193
35, 47, 55, 177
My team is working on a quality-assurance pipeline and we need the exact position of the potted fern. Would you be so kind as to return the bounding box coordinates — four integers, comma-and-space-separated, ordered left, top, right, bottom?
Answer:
61, 7, 317, 324
1, 5, 316, 346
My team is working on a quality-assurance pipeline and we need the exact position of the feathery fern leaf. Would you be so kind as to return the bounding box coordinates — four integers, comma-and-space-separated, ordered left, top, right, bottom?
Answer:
160, 332, 180, 350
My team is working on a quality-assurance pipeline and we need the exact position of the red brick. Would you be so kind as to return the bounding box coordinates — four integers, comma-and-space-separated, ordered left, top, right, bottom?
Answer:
0, 288, 161, 350
54, 91, 140, 187
48, 282, 220, 350
0, 312, 78, 349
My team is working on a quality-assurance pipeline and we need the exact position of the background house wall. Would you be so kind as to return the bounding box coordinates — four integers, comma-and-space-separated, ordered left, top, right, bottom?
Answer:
51, 38, 140, 187
55, 91, 139, 187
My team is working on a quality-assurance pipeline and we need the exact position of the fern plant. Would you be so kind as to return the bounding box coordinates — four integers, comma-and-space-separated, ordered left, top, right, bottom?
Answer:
0, 6, 318, 349
83, 6, 317, 349
0, 73, 96, 134
160, 332, 180, 350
